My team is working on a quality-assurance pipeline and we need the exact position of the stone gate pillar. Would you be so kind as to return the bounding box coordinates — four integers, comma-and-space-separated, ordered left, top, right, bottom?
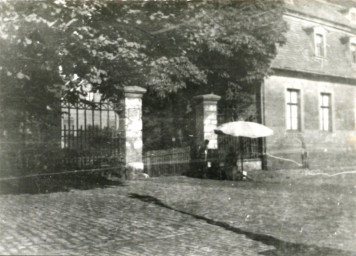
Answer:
120, 86, 146, 176
193, 94, 221, 149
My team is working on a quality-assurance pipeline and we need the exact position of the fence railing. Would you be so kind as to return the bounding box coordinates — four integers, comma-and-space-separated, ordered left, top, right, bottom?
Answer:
61, 100, 122, 169
218, 134, 261, 161
0, 98, 123, 177
144, 147, 190, 177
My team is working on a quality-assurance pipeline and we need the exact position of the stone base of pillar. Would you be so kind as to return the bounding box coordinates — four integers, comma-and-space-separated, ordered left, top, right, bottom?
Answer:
100, 166, 128, 182
101, 163, 148, 181
125, 162, 146, 180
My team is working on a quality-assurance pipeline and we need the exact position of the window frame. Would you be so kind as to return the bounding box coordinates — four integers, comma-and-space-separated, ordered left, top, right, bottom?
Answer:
286, 89, 301, 131
313, 27, 327, 58
351, 12, 356, 22
350, 38, 356, 64
349, 8, 356, 24
319, 93, 332, 132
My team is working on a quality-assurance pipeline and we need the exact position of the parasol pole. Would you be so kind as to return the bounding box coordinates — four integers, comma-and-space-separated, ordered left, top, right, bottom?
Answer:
239, 137, 244, 174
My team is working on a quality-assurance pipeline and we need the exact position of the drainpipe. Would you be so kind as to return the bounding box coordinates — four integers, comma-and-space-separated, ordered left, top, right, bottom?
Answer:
259, 82, 267, 170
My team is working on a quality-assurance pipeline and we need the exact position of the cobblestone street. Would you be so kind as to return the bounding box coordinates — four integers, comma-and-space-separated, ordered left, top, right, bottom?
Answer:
0, 172, 355, 255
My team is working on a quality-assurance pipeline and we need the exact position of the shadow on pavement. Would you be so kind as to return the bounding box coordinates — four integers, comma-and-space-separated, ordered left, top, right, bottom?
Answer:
129, 193, 356, 256
0, 174, 125, 195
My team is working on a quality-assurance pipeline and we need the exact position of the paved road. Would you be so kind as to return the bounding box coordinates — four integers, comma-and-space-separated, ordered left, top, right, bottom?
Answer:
0, 175, 355, 255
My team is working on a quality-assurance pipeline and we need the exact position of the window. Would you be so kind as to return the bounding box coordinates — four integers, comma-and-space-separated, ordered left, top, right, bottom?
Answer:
320, 93, 332, 132
351, 12, 356, 22
315, 33, 325, 57
314, 27, 326, 58
286, 89, 300, 131
351, 42, 356, 64
347, 7, 356, 24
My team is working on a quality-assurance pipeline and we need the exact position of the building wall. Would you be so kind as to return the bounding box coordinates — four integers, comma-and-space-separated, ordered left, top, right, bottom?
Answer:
271, 14, 356, 79
264, 74, 356, 170
263, 2, 356, 170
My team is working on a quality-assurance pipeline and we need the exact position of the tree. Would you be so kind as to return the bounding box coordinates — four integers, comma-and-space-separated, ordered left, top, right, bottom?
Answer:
0, 0, 287, 168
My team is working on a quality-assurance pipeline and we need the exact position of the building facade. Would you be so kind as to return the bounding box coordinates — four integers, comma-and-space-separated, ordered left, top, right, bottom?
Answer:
263, 0, 356, 169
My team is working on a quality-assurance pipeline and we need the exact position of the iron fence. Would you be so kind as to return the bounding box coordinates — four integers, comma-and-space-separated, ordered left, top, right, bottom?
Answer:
144, 147, 191, 177
218, 134, 261, 161
0, 97, 123, 177
61, 100, 122, 169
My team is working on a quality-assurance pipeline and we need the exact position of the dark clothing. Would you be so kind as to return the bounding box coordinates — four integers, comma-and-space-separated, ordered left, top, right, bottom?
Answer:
224, 149, 242, 181
198, 146, 208, 161
197, 144, 209, 178
225, 150, 237, 168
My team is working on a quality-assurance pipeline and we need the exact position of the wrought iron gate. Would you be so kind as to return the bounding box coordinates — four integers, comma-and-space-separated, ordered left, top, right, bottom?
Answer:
61, 99, 122, 169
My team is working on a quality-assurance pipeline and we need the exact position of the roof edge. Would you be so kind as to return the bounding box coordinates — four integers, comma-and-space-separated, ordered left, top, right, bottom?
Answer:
285, 5, 356, 31
271, 67, 356, 85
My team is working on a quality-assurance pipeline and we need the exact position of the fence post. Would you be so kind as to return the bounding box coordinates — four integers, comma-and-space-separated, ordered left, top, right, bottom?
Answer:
144, 151, 151, 176
172, 147, 175, 176
119, 86, 147, 178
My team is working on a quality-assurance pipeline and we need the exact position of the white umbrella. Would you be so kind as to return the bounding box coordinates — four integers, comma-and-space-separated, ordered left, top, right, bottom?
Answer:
214, 121, 273, 175
215, 121, 273, 138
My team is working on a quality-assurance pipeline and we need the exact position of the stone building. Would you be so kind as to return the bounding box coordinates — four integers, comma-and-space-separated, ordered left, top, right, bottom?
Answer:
263, 0, 356, 169
58, 0, 356, 175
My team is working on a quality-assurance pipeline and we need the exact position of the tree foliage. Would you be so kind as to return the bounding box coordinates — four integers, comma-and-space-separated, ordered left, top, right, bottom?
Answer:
0, 0, 287, 157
